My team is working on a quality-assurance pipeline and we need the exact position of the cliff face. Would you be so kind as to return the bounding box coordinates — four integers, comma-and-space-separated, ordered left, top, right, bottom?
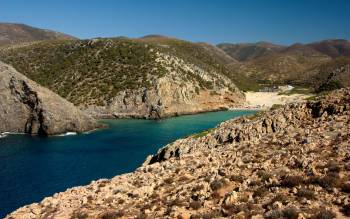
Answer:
7, 88, 350, 218
84, 77, 243, 119
85, 53, 245, 119
0, 62, 99, 135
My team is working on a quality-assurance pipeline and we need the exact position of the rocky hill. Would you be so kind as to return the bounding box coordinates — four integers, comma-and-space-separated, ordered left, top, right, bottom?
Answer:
0, 61, 99, 135
309, 39, 350, 58
239, 43, 331, 85
0, 37, 253, 119
0, 23, 76, 47
219, 39, 350, 88
217, 42, 285, 62
7, 88, 350, 218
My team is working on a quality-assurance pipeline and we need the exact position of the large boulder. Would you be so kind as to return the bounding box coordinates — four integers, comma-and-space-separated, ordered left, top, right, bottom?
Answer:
0, 61, 99, 135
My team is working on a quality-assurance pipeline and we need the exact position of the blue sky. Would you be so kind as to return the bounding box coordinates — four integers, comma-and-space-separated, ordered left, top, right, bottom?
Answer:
0, 0, 349, 45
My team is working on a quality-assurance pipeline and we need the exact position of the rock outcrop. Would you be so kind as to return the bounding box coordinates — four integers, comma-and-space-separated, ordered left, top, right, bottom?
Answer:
0, 62, 99, 135
6, 88, 350, 218
85, 76, 244, 119
147, 88, 349, 163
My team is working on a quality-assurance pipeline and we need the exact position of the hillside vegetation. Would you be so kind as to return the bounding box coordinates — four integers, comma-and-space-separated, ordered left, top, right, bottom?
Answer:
0, 37, 256, 109
0, 39, 166, 106
138, 36, 258, 91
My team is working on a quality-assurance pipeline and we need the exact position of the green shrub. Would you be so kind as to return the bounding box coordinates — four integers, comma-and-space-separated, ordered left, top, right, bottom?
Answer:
316, 80, 343, 93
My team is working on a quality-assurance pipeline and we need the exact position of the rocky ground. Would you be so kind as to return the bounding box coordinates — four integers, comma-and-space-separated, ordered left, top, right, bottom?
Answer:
6, 88, 350, 218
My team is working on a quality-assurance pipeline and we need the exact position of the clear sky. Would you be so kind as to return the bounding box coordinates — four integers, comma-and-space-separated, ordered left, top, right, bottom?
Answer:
0, 0, 349, 45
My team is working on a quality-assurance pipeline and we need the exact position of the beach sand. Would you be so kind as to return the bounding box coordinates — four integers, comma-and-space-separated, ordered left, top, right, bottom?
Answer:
244, 92, 312, 108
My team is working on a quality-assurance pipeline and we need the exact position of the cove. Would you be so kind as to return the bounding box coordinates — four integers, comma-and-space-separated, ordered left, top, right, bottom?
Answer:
0, 110, 256, 217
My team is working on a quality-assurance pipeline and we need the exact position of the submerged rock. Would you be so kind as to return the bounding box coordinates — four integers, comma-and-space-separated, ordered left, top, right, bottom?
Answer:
0, 62, 100, 135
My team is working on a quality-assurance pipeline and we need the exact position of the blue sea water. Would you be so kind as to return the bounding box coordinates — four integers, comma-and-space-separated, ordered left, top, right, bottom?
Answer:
0, 110, 255, 217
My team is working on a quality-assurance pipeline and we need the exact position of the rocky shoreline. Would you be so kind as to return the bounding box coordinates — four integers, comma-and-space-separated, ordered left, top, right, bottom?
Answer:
6, 88, 350, 218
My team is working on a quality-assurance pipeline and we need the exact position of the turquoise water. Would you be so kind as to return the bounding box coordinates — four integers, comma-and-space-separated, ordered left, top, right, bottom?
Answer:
0, 110, 255, 217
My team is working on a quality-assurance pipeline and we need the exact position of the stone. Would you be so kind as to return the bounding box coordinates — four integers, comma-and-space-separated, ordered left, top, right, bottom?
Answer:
272, 201, 283, 209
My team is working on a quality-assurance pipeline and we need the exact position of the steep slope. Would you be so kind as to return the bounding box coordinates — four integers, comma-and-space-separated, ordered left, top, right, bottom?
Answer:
0, 37, 248, 119
0, 23, 76, 46
217, 41, 285, 62
7, 88, 350, 218
0, 61, 99, 135
308, 39, 350, 58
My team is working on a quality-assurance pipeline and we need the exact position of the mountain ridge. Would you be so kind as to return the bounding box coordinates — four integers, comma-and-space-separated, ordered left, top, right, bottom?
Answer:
0, 23, 77, 46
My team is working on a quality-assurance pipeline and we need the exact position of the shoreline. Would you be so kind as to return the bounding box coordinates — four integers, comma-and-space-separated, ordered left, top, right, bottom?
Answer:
6, 89, 349, 218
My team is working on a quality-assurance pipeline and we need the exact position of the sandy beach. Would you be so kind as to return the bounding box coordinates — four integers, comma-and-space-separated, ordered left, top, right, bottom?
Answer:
231, 92, 313, 110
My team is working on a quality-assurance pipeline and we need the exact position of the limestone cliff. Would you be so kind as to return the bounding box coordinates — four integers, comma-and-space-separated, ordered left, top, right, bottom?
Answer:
0, 62, 99, 135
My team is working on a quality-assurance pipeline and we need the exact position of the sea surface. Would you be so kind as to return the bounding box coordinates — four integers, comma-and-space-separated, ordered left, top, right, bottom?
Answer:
0, 110, 256, 217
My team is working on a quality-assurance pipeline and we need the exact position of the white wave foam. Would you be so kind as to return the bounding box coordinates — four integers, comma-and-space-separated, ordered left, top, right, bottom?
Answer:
57, 132, 77, 137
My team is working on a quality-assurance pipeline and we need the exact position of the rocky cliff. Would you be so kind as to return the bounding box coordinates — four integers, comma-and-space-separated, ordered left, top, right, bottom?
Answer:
0, 62, 99, 135
7, 88, 350, 218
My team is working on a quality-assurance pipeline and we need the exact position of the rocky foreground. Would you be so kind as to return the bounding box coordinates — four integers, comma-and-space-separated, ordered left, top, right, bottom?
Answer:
0, 61, 99, 135
7, 89, 350, 218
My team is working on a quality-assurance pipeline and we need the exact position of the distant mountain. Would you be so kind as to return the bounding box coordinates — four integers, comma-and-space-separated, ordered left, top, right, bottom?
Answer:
220, 39, 350, 87
239, 43, 330, 84
217, 41, 285, 62
0, 23, 76, 46
308, 39, 350, 58
0, 36, 255, 118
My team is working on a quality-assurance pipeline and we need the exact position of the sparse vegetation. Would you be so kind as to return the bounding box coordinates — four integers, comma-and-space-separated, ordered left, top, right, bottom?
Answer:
296, 188, 315, 200
280, 175, 304, 187
191, 128, 214, 138
311, 209, 336, 219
